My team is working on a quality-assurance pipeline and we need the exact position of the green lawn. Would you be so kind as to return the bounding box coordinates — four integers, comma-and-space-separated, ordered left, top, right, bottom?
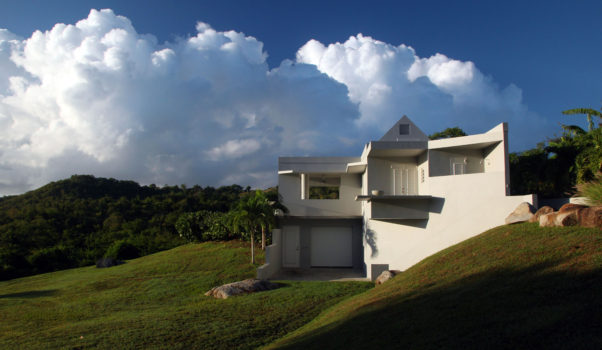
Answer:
0, 241, 371, 349
266, 224, 602, 349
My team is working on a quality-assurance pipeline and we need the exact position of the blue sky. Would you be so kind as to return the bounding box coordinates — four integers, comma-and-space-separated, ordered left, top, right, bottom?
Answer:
0, 1, 600, 194
3, 0, 600, 119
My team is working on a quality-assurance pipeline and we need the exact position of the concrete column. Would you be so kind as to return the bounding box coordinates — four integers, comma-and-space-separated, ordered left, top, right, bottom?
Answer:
300, 173, 307, 199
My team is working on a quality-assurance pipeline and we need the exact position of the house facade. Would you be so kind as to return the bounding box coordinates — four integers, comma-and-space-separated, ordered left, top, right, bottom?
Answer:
258, 116, 534, 280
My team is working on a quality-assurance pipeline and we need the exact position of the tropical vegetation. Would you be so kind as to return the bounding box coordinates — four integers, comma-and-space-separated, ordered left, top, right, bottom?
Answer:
510, 106, 602, 198
0, 175, 249, 280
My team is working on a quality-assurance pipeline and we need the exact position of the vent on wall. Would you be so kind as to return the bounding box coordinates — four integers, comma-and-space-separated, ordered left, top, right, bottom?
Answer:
399, 124, 410, 135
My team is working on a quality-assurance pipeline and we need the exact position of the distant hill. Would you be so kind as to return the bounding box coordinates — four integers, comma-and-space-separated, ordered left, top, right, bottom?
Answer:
0, 175, 247, 280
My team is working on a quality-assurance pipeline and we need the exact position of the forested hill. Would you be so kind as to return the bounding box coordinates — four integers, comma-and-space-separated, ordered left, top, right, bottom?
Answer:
0, 175, 248, 280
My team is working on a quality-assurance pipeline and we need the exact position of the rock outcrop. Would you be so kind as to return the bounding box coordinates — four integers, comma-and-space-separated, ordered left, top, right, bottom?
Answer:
576, 206, 602, 228
558, 203, 587, 213
375, 270, 400, 285
537, 205, 601, 229
528, 206, 554, 223
205, 279, 281, 299
95, 257, 123, 268
505, 202, 536, 224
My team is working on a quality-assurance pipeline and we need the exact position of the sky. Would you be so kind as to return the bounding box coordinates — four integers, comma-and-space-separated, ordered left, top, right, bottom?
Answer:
0, 0, 600, 195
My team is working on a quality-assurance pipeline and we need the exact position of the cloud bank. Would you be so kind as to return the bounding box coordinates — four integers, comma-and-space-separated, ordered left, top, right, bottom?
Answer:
0, 9, 551, 195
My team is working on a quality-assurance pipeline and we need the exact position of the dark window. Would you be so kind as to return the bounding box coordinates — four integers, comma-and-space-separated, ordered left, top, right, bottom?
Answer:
399, 124, 410, 135
308, 176, 340, 199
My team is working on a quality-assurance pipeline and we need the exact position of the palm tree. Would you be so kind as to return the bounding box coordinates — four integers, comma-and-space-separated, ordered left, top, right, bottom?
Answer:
230, 190, 274, 264
562, 108, 602, 132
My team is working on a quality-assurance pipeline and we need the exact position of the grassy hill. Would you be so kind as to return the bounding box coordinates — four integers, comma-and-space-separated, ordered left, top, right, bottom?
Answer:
0, 241, 371, 349
2, 224, 600, 349
267, 223, 602, 349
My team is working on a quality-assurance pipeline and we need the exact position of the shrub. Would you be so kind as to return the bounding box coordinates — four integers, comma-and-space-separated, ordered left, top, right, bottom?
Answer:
176, 211, 240, 242
577, 172, 602, 206
202, 211, 238, 241
104, 240, 140, 260
175, 212, 204, 242
27, 246, 73, 273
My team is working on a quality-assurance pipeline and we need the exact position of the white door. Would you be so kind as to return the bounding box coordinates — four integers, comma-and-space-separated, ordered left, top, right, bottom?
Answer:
282, 226, 300, 267
392, 166, 416, 195
310, 226, 352, 267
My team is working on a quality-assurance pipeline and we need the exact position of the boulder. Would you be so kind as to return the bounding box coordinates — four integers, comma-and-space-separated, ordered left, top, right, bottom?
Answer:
528, 206, 554, 223
539, 212, 558, 227
555, 211, 578, 227
95, 257, 123, 268
576, 206, 602, 228
375, 270, 399, 285
558, 203, 587, 213
205, 279, 281, 299
505, 202, 536, 224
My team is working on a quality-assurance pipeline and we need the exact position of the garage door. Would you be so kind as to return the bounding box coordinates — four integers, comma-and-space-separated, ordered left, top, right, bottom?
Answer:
310, 226, 352, 267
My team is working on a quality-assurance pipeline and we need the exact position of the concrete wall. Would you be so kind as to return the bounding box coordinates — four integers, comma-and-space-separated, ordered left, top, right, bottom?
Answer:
429, 148, 485, 177
417, 152, 429, 195
279, 218, 363, 270
257, 229, 282, 280
279, 173, 362, 217
367, 157, 419, 195
363, 171, 534, 279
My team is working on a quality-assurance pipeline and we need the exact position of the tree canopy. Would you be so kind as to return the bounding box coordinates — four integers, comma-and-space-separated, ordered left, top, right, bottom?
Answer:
428, 127, 467, 140
0, 175, 246, 280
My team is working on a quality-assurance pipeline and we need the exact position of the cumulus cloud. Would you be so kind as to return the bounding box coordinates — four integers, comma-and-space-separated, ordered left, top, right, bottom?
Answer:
297, 34, 552, 141
0, 9, 549, 195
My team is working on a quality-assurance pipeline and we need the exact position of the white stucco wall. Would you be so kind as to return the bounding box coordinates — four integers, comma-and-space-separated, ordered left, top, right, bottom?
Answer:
279, 173, 362, 217
367, 157, 419, 195
257, 229, 282, 279
363, 171, 534, 279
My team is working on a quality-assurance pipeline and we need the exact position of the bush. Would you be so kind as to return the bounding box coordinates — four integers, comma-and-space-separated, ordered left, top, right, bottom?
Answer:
175, 212, 204, 242
577, 172, 602, 206
202, 211, 238, 241
176, 211, 239, 242
104, 240, 140, 260
27, 246, 73, 273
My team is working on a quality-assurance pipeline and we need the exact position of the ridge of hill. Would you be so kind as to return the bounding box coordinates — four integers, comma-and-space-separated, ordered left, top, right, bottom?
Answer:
267, 223, 602, 349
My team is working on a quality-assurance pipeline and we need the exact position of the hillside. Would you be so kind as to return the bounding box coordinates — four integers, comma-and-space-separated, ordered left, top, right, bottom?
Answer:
267, 223, 602, 349
0, 241, 371, 349
0, 175, 248, 280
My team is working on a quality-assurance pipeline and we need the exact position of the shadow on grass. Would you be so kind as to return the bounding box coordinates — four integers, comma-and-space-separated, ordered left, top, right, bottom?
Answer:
276, 260, 602, 350
0, 289, 58, 299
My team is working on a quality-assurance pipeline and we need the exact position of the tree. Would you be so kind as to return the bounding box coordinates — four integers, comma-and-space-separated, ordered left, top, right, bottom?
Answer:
230, 190, 274, 263
428, 127, 467, 140
562, 107, 602, 132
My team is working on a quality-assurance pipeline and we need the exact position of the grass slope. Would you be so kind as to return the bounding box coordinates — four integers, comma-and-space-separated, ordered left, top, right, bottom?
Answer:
267, 224, 602, 349
0, 241, 371, 349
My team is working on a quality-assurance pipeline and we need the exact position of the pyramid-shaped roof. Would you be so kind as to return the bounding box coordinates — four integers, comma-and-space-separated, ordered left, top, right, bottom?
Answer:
379, 115, 428, 142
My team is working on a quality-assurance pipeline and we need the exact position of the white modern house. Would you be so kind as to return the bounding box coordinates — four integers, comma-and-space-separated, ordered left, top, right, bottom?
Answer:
257, 116, 534, 280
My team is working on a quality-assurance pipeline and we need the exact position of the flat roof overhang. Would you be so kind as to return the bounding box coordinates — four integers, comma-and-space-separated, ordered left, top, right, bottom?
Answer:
364, 141, 427, 158
355, 195, 432, 202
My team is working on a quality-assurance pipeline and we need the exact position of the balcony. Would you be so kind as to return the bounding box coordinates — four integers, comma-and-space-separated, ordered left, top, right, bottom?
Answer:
356, 195, 432, 220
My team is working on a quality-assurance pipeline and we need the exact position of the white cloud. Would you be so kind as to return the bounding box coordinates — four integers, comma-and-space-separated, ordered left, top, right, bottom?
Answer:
0, 10, 549, 195
206, 139, 261, 161
296, 34, 553, 143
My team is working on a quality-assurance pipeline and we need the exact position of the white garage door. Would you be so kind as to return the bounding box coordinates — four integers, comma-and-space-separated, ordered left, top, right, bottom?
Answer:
310, 226, 352, 267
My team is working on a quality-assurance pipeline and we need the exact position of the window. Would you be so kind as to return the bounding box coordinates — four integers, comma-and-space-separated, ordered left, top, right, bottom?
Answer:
308, 176, 340, 199
399, 124, 410, 135
452, 162, 465, 175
